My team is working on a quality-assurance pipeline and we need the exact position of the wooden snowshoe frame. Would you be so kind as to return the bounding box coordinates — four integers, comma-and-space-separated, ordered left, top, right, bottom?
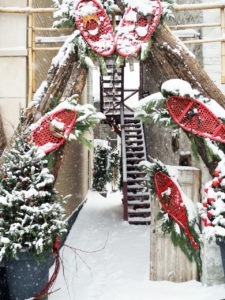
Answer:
166, 95, 225, 144
116, 0, 162, 57
154, 171, 198, 249
75, 0, 116, 56
32, 108, 77, 154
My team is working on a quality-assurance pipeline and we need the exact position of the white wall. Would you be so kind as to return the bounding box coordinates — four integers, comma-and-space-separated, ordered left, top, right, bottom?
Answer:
0, 0, 27, 140
202, 0, 225, 94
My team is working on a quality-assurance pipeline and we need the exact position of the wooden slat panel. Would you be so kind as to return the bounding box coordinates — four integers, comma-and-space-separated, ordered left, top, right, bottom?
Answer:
150, 166, 201, 282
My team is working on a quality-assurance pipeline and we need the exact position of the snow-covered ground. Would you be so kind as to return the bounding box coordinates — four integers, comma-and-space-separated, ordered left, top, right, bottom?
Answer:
49, 190, 225, 300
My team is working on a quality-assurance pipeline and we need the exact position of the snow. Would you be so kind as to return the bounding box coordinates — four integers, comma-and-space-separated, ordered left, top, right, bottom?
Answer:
49, 190, 225, 300
161, 78, 193, 96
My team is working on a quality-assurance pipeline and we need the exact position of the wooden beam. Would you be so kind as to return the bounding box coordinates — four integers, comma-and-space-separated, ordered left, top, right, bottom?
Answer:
0, 7, 56, 14
174, 2, 225, 11
170, 23, 220, 29
221, 8, 225, 83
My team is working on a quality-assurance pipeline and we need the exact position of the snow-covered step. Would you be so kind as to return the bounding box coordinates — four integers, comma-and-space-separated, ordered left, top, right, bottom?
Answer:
128, 216, 151, 224
128, 208, 151, 213
128, 200, 150, 206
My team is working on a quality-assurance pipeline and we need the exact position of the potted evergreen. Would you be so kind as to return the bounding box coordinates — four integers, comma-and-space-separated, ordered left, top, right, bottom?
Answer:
0, 133, 67, 299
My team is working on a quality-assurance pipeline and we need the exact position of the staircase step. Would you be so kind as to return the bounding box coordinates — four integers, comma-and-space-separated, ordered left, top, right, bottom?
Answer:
126, 152, 145, 158
128, 216, 151, 225
127, 177, 145, 184
127, 175, 146, 180
125, 129, 142, 134
128, 199, 150, 204
125, 134, 143, 139
124, 120, 141, 128
126, 145, 144, 150
127, 187, 146, 193
128, 208, 151, 214
124, 118, 139, 123
126, 140, 144, 145
127, 191, 149, 197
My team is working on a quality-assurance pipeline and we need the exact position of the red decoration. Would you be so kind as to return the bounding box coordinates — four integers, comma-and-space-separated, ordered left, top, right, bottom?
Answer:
115, 0, 162, 57
202, 201, 208, 208
154, 171, 199, 250
207, 198, 215, 205
213, 170, 220, 177
207, 211, 213, 219
166, 96, 225, 144
53, 236, 60, 255
204, 188, 208, 194
31, 108, 77, 154
75, 0, 115, 56
202, 217, 212, 227
212, 177, 219, 188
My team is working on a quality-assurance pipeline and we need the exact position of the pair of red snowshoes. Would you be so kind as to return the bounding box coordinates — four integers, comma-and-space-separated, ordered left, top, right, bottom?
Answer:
74, 0, 162, 57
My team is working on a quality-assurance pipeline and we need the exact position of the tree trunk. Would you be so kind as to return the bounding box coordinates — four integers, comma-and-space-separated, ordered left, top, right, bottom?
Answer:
142, 25, 225, 108
24, 49, 88, 126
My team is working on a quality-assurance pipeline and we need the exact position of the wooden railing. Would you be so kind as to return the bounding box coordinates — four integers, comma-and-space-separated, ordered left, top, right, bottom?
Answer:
1, 2, 225, 96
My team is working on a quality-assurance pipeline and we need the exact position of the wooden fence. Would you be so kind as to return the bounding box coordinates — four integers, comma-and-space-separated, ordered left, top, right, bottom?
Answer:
150, 166, 201, 282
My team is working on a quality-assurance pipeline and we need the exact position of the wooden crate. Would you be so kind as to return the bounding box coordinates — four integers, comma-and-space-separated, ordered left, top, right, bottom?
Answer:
150, 166, 201, 282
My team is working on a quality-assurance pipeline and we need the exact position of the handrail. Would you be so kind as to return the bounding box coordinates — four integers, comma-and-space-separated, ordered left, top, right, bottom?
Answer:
174, 2, 225, 11
120, 104, 128, 221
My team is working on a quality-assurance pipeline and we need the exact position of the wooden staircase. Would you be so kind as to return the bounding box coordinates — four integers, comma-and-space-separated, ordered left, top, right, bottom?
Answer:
100, 58, 150, 225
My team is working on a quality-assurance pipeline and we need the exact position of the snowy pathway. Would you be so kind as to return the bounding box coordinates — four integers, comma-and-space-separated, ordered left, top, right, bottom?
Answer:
49, 190, 225, 300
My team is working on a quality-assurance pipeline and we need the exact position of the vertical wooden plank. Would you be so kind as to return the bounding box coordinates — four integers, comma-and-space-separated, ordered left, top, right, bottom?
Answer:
28, 0, 33, 103
221, 8, 225, 83
150, 166, 201, 282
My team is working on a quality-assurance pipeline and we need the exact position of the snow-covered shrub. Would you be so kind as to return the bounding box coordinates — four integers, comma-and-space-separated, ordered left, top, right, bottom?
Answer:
0, 134, 67, 262
92, 141, 120, 192
92, 144, 111, 192
108, 148, 120, 191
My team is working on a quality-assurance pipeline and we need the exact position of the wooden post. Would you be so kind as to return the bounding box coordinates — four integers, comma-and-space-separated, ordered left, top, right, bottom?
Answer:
28, 0, 33, 103
221, 8, 225, 83
150, 166, 201, 282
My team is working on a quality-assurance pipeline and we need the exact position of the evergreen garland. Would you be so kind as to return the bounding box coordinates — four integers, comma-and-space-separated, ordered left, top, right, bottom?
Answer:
139, 157, 169, 193
157, 211, 202, 273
